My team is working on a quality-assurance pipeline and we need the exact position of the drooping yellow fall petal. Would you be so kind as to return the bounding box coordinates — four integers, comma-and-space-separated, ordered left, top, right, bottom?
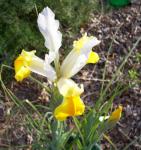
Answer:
87, 51, 99, 64
54, 96, 85, 121
15, 67, 31, 82
14, 55, 30, 81
108, 105, 123, 123
14, 50, 36, 81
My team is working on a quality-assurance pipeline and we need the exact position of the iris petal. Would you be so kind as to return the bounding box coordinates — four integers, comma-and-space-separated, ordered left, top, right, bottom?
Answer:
57, 78, 83, 97
14, 51, 35, 81
61, 34, 100, 78
37, 7, 62, 61
54, 96, 85, 121
14, 50, 56, 82
87, 51, 99, 64
108, 105, 123, 122
14, 55, 31, 81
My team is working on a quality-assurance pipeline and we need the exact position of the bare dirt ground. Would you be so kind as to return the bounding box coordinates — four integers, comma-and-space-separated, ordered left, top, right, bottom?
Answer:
84, 2, 141, 150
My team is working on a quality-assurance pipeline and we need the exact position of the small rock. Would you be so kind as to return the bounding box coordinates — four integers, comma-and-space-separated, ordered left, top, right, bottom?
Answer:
125, 105, 132, 117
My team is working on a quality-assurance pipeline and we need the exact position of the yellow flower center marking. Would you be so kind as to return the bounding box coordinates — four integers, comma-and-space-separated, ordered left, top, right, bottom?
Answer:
73, 33, 93, 52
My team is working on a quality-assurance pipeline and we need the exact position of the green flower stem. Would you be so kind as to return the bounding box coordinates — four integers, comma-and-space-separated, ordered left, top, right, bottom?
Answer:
73, 117, 85, 146
29, 75, 51, 92
54, 57, 61, 79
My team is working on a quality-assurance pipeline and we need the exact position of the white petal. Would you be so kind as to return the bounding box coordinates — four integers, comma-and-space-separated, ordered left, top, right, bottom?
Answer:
29, 55, 56, 81
57, 78, 84, 97
80, 37, 100, 54
99, 116, 109, 122
37, 7, 62, 58
44, 54, 57, 81
61, 37, 100, 78
45, 52, 56, 64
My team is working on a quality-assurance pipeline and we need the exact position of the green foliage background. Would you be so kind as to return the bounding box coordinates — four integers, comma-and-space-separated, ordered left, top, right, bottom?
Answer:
0, 0, 99, 65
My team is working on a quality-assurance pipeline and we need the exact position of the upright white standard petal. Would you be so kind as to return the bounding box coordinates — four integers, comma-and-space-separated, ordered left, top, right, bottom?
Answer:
60, 34, 100, 78
44, 54, 57, 81
37, 7, 62, 60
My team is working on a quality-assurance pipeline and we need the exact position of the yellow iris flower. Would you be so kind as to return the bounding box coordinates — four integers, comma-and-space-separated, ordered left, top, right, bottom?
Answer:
108, 105, 123, 123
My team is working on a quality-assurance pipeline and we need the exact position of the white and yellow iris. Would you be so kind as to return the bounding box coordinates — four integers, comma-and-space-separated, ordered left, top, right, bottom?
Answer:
14, 6, 100, 121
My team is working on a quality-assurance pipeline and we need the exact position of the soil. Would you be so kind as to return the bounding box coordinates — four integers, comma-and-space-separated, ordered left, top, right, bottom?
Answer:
85, 2, 141, 150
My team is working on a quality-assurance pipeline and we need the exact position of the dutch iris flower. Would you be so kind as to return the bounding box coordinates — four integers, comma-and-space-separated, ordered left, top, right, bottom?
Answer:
108, 105, 123, 123
99, 105, 123, 123
14, 7, 100, 121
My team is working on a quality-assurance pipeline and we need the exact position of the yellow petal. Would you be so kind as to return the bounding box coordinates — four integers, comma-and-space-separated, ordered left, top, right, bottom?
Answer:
108, 105, 123, 122
54, 96, 85, 121
14, 50, 36, 81
87, 51, 99, 64
15, 66, 31, 82
21, 50, 36, 66
14, 55, 25, 73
